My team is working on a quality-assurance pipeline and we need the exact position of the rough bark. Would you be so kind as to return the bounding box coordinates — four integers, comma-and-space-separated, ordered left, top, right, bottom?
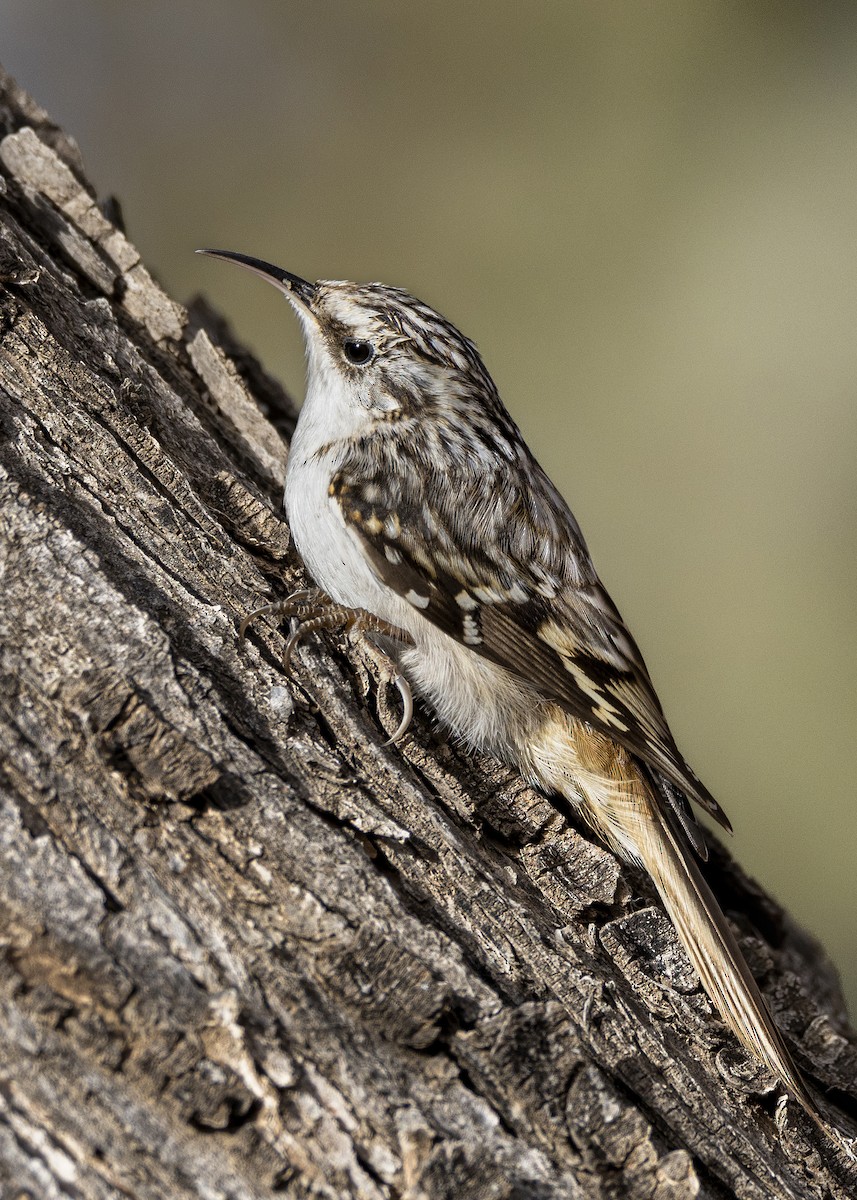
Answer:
0, 66, 854, 1200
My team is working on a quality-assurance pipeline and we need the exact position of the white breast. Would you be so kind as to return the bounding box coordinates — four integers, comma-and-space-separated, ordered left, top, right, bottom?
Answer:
283, 374, 544, 767
284, 373, 406, 624
285, 451, 378, 612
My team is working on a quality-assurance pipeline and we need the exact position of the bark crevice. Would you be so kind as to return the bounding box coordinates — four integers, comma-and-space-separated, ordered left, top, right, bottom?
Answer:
0, 65, 855, 1200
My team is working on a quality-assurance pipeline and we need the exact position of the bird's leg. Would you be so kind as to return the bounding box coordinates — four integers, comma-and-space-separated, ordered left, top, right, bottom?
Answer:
239, 589, 415, 742
238, 588, 330, 643
279, 601, 415, 673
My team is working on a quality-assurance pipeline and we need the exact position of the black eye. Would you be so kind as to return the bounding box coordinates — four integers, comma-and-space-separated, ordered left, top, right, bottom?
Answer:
343, 339, 374, 366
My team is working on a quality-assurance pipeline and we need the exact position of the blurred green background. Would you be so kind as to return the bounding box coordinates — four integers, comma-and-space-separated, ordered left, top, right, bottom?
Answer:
4, 2, 856, 1012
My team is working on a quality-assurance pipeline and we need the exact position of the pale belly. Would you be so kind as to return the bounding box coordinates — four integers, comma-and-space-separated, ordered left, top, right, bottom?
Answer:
283, 443, 544, 763
284, 447, 397, 619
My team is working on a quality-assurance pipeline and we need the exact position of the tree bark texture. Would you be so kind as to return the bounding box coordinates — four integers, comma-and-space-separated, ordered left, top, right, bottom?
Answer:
0, 67, 855, 1200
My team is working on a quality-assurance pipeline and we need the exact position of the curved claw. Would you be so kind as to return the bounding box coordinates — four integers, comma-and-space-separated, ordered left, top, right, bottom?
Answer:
281, 619, 304, 673
239, 589, 319, 643
239, 600, 282, 643
382, 672, 414, 746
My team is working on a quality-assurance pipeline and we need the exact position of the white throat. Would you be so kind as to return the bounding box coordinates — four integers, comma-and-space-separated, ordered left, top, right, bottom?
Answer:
283, 349, 380, 614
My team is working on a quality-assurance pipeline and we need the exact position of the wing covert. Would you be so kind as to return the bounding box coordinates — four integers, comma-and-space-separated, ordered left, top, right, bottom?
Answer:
333, 453, 731, 836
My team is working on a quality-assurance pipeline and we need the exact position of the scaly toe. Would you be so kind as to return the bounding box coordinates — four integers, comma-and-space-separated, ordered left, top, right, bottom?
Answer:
239, 588, 322, 643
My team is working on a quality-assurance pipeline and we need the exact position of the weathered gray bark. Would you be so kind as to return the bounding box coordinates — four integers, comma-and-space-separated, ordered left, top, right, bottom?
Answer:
0, 66, 854, 1200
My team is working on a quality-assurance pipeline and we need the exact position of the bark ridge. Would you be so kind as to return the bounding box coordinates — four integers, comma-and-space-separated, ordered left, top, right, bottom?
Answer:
0, 66, 855, 1200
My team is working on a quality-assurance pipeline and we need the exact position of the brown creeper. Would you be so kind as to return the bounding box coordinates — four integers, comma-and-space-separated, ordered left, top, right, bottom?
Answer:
200, 249, 823, 1128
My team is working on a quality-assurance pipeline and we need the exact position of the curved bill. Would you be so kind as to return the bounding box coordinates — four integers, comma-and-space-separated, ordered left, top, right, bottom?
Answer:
196, 249, 317, 307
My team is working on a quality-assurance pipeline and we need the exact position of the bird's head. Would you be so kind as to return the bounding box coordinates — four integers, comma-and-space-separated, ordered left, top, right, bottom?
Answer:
197, 250, 500, 430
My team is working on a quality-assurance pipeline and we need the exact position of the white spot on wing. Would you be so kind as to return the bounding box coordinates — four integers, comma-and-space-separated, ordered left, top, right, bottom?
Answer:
564, 660, 628, 731
539, 620, 630, 732
456, 590, 478, 611
473, 585, 503, 604
405, 589, 430, 609
462, 613, 482, 644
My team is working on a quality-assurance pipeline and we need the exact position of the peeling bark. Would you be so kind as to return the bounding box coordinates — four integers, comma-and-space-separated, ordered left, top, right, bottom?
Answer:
0, 66, 855, 1200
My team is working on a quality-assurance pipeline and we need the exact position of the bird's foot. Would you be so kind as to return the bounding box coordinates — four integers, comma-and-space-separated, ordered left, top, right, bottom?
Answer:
239, 588, 415, 743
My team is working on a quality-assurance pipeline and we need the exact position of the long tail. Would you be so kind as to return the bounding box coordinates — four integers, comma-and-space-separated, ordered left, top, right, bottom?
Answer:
562, 737, 820, 1121
630, 789, 817, 1117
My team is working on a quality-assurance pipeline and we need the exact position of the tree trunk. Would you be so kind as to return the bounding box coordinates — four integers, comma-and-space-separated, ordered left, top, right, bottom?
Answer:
0, 66, 854, 1200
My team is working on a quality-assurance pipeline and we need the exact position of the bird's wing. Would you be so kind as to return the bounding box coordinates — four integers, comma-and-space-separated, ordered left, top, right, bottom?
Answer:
333, 454, 731, 840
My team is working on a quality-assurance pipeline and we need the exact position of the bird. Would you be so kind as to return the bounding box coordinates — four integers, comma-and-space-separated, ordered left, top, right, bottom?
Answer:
199, 248, 826, 1130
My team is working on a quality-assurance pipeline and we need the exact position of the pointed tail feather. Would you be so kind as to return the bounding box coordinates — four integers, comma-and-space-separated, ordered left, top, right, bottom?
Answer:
541, 719, 830, 1130
630, 790, 818, 1119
